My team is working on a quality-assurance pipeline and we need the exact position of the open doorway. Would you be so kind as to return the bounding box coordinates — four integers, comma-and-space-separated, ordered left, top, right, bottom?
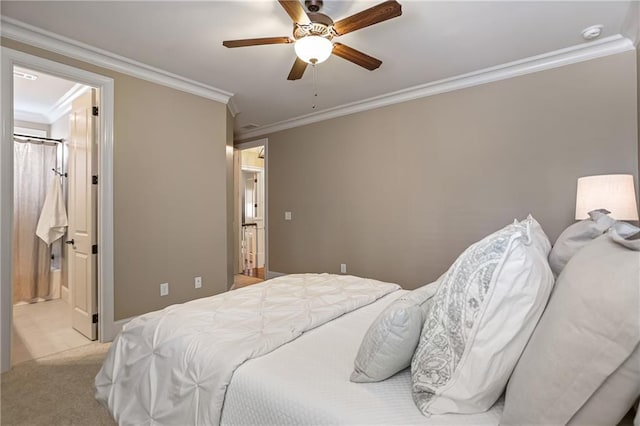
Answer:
233, 141, 267, 289
1, 47, 115, 373
11, 66, 98, 365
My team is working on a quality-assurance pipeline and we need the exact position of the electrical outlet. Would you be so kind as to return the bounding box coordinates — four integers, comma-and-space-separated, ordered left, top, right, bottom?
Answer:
160, 282, 169, 296
195, 276, 202, 289
340, 264, 347, 274
285, 211, 292, 221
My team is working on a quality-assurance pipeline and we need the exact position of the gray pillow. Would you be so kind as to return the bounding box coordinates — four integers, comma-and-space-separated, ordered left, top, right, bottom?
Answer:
350, 279, 440, 383
548, 209, 615, 276
567, 342, 640, 425
611, 221, 640, 247
502, 229, 640, 426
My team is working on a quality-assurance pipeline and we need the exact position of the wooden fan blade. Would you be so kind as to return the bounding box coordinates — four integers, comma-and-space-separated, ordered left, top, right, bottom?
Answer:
278, 0, 311, 25
287, 57, 308, 80
332, 43, 382, 71
333, 0, 402, 36
223, 37, 293, 48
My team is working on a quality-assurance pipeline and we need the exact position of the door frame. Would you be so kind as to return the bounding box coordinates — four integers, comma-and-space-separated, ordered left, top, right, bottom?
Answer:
235, 139, 270, 279
1, 47, 115, 372
240, 166, 265, 272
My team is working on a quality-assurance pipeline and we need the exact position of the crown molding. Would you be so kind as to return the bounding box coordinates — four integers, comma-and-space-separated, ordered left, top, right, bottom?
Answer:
237, 34, 634, 140
47, 83, 90, 123
1, 16, 234, 104
13, 83, 89, 125
621, 0, 639, 46
227, 96, 240, 117
2, 15, 632, 138
14, 109, 48, 124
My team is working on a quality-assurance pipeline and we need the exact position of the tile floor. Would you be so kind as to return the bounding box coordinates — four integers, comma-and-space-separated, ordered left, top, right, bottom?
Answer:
12, 298, 91, 365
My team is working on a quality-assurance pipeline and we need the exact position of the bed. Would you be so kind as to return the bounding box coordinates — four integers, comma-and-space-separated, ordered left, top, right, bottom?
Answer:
96, 215, 640, 426
220, 289, 503, 426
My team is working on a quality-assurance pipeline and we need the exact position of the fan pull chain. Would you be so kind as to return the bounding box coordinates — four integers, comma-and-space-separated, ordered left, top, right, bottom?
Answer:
312, 64, 318, 110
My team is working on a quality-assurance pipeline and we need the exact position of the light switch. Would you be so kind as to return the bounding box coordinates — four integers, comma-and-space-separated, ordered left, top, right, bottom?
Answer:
285, 211, 292, 221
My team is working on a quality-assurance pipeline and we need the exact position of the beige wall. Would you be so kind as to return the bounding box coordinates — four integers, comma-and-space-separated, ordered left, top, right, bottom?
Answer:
260, 51, 638, 289
3, 38, 230, 320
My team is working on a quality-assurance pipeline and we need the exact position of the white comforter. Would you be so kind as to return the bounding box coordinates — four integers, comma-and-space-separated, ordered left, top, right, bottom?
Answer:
222, 289, 503, 425
95, 273, 399, 425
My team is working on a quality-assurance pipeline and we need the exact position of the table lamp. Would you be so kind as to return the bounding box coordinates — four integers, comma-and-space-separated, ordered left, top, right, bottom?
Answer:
575, 174, 639, 221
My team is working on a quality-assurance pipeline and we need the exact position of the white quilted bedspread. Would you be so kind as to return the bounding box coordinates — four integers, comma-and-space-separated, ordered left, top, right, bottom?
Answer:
95, 273, 399, 426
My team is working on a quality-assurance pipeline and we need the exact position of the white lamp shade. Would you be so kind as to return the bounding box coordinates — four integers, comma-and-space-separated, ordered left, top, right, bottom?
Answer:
575, 174, 639, 220
294, 36, 333, 64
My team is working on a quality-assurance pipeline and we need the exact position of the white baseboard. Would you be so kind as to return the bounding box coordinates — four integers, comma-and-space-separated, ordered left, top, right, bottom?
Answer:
266, 270, 287, 280
61, 285, 69, 303
50, 269, 61, 299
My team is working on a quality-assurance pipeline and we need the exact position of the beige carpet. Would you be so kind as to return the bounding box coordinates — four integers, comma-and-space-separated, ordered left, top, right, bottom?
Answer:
1, 333, 636, 426
1, 342, 115, 426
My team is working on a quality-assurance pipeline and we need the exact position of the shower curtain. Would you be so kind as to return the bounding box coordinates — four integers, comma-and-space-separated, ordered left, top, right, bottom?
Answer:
13, 140, 57, 303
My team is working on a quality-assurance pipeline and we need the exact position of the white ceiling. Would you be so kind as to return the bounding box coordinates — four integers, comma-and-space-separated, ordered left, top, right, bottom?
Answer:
1, 1, 637, 134
13, 66, 82, 124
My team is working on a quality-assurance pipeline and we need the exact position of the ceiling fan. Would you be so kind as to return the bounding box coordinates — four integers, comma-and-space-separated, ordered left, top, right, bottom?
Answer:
223, 0, 402, 80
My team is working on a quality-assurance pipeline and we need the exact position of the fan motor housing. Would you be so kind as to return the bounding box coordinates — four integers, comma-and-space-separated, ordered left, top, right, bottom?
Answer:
305, 0, 323, 13
293, 12, 334, 40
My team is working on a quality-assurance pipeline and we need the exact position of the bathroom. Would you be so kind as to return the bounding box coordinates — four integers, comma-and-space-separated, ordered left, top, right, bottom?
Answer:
12, 66, 93, 364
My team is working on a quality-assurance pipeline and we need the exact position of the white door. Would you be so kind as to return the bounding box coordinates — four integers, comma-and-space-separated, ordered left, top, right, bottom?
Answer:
67, 89, 98, 340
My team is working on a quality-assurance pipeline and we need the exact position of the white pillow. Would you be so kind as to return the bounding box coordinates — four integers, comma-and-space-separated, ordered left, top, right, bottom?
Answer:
411, 215, 554, 415
548, 209, 615, 276
351, 280, 440, 383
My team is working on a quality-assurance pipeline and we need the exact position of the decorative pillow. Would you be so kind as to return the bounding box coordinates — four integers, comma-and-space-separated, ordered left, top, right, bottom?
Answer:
411, 215, 554, 415
611, 221, 640, 246
501, 229, 640, 426
350, 279, 441, 383
548, 208, 615, 276
567, 343, 639, 425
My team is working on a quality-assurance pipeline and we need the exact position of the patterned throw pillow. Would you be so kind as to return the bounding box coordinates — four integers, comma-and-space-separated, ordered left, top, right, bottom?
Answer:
411, 216, 554, 415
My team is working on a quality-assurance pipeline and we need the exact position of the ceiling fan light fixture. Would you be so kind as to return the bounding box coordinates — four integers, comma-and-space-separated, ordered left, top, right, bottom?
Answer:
294, 35, 333, 65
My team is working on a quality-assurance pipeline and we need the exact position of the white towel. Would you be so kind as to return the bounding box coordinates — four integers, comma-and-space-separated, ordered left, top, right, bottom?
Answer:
36, 175, 68, 245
